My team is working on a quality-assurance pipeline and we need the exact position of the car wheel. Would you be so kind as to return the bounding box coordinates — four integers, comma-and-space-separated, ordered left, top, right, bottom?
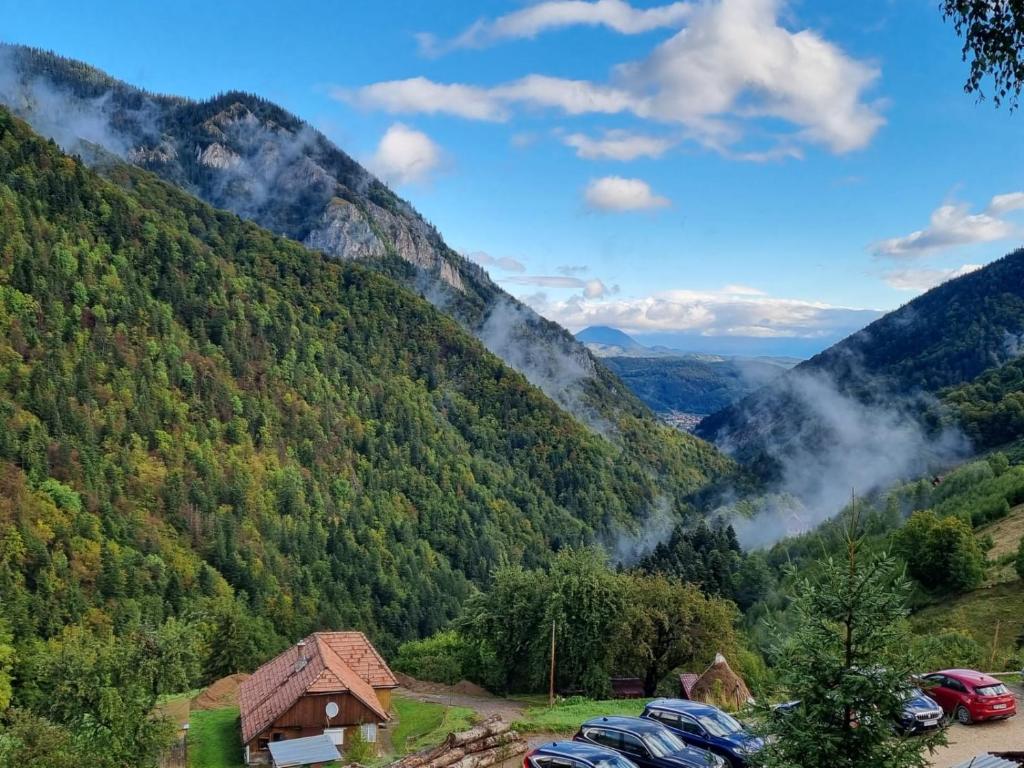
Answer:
954, 706, 972, 725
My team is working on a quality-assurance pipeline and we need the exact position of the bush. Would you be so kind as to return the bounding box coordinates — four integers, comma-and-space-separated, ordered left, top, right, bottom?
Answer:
895, 511, 985, 592
343, 726, 374, 764
910, 629, 985, 672
1016, 536, 1024, 581
393, 631, 465, 685
393, 630, 503, 692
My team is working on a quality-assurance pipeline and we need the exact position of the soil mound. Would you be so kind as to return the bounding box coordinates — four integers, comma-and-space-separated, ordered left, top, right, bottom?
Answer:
192, 673, 250, 711
396, 673, 491, 697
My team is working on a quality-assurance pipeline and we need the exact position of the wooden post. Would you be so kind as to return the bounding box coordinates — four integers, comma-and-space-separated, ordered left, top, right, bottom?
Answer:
548, 620, 556, 707
990, 620, 1001, 669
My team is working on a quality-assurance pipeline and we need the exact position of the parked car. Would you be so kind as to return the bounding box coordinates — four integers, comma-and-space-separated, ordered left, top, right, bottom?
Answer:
896, 688, 945, 734
920, 669, 1017, 724
524, 740, 640, 768
772, 688, 944, 735
641, 699, 763, 767
574, 716, 726, 768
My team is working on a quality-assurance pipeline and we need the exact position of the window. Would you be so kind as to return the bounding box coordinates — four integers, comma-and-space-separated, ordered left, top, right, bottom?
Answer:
642, 729, 685, 758
619, 733, 647, 757
975, 684, 1008, 697
584, 728, 619, 750
677, 716, 704, 736
694, 710, 742, 737
649, 711, 679, 728
361, 723, 378, 743
324, 728, 344, 746
258, 738, 269, 752
592, 756, 637, 768
533, 758, 574, 768
946, 678, 967, 693
272, 732, 284, 742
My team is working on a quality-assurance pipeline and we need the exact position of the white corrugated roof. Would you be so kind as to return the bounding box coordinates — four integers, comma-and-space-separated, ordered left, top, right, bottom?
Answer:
952, 754, 1020, 768
268, 734, 341, 767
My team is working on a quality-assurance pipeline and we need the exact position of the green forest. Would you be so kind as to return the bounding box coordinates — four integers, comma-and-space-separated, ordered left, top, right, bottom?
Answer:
0, 108, 733, 764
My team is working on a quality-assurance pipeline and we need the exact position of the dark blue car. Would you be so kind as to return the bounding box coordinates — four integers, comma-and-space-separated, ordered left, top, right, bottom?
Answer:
574, 715, 725, 768
524, 740, 640, 768
896, 688, 944, 734
641, 699, 763, 768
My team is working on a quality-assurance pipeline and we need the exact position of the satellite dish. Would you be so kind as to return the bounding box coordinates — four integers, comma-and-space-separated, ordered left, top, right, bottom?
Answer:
325, 701, 339, 719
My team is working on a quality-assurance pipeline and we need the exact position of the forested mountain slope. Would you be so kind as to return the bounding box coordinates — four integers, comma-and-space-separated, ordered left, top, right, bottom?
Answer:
0, 107, 731, 664
697, 249, 1024, 472
0, 44, 706, 488
602, 355, 789, 417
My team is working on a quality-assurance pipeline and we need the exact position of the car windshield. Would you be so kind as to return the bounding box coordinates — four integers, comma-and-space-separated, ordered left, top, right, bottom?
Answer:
975, 683, 1008, 696
695, 711, 744, 737
593, 756, 637, 768
642, 729, 687, 757
905, 688, 925, 701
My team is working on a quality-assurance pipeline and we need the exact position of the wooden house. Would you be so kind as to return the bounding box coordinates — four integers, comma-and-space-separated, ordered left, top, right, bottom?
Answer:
239, 631, 397, 765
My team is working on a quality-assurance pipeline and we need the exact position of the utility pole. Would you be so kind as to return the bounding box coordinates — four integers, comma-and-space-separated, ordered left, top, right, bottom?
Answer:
549, 619, 556, 707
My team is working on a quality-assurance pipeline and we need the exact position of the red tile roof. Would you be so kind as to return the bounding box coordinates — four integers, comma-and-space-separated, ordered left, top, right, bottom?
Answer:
238, 631, 396, 744
679, 673, 699, 699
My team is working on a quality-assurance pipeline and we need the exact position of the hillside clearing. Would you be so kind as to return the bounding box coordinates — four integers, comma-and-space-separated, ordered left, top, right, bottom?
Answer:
979, 503, 1024, 561
910, 580, 1024, 670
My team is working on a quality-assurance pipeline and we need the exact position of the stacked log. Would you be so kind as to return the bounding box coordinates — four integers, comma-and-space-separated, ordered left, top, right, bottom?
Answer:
391, 716, 527, 768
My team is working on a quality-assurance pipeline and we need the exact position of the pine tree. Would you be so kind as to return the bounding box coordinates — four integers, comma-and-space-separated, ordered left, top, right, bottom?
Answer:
757, 503, 945, 768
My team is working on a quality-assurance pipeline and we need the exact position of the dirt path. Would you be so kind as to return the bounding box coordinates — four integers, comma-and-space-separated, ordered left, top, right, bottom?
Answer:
395, 685, 530, 723
927, 683, 1023, 767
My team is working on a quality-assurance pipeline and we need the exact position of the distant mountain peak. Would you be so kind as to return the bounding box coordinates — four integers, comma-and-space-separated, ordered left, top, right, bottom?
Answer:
576, 325, 645, 350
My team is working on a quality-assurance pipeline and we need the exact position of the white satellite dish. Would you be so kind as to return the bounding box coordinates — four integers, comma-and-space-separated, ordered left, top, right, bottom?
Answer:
325, 701, 339, 719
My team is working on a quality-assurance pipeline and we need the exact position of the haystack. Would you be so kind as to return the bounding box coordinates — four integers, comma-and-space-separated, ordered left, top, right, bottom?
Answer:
690, 653, 752, 711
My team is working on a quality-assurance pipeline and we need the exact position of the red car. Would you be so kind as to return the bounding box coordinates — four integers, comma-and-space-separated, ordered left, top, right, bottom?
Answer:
920, 669, 1017, 724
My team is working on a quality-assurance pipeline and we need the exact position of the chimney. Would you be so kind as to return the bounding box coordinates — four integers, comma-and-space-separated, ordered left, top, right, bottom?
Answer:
295, 640, 308, 673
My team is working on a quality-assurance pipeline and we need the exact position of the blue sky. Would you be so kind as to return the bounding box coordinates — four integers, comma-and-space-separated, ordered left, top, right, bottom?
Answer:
3, 0, 1023, 354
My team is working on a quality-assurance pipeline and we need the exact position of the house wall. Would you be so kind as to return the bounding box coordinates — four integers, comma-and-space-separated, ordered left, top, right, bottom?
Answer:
375, 687, 393, 711
245, 691, 387, 761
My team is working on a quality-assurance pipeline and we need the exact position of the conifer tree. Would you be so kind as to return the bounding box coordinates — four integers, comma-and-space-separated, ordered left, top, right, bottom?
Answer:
756, 503, 945, 768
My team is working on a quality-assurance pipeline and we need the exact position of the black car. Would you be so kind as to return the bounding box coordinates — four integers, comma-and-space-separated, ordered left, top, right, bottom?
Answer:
524, 741, 640, 768
574, 716, 726, 768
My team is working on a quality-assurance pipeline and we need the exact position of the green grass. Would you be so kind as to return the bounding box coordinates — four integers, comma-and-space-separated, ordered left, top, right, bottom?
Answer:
189, 707, 245, 768
391, 695, 477, 755
512, 698, 646, 735
910, 579, 1024, 670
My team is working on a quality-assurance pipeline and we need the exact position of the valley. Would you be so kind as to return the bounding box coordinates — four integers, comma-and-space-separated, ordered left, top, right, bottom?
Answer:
1, 7, 1024, 768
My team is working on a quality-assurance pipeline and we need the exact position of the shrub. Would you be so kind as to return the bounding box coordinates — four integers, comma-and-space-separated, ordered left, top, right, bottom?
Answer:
895, 511, 985, 592
910, 629, 985, 672
1016, 536, 1024, 581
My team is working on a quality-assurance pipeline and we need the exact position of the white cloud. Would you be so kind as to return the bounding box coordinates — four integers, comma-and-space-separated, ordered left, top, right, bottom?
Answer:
989, 191, 1024, 215
883, 264, 983, 291
873, 191, 1024, 258
465, 251, 527, 273
584, 176, 670, 211
344, 78, 506, 121
521, 285, 878, 338
368, 123, 443, 185
616, 0, 883, 152
563, 129, 674, 160
501, 274, 611, 298
418, 0, 693, 55
558, 264, 589, 276
348, 0, 884, 156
